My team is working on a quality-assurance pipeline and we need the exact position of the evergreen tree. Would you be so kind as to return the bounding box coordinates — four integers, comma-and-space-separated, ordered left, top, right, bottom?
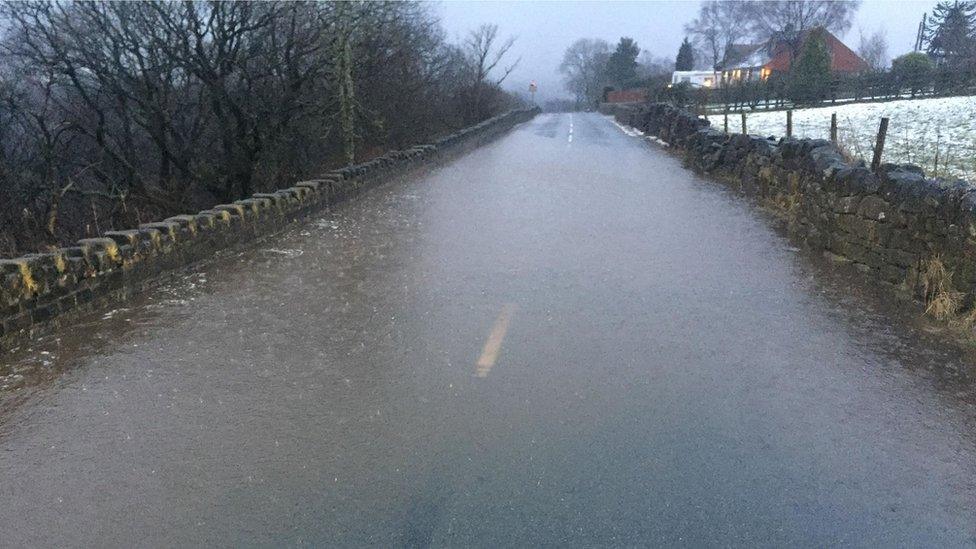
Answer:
675, 37, 695, 71
788, 29, 831, 103
923, 1, 976, 68
605, 37, 640, 88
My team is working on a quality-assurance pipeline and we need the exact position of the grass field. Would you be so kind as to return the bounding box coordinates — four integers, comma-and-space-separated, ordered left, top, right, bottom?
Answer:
706, 96, 976, 180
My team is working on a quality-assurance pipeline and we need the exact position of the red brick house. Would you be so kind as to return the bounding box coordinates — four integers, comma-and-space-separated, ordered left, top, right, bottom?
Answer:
717, 28, 869, 84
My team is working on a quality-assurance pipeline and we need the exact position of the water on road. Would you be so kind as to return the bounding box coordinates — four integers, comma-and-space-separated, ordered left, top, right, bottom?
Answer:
2, 113, 976, 547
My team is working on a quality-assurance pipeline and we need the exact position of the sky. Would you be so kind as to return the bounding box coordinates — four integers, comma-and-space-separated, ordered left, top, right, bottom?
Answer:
437, 0, 931, 103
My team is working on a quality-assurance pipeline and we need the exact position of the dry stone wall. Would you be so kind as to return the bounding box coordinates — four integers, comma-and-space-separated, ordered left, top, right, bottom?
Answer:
601, 102, 976, 310
0, 108, 540, 353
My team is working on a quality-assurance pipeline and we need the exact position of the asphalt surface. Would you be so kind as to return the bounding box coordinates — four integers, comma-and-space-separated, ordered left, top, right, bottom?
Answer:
2, 113, 976, 547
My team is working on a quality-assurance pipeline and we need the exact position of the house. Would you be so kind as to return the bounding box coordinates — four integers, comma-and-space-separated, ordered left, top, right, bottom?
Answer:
717, 28, 869, 85
670, 70, 722, 88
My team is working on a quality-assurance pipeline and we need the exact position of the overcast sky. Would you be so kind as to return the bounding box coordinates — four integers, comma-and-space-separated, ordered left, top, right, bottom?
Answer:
437, 0, 930, 102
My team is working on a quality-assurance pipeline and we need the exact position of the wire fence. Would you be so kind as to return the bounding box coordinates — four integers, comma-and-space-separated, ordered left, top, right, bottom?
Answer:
705, 96, 976, 181
660, 68, 976, 115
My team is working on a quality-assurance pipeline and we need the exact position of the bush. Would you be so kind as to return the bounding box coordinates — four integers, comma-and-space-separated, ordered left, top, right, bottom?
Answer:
892, 52, 935, 97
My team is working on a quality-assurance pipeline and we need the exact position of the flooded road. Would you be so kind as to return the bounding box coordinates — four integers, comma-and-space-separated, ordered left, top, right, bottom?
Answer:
2, 113, 976, 546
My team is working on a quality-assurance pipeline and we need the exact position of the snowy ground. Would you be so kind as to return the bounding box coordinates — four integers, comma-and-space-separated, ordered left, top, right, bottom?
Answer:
706, 96, 976, 180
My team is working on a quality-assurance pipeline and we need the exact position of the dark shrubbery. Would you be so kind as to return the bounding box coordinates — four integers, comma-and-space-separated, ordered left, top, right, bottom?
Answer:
0, 2, 521, 256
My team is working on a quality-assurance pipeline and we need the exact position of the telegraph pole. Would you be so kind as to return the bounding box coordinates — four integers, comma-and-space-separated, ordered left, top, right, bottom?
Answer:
915, 13, 927, 52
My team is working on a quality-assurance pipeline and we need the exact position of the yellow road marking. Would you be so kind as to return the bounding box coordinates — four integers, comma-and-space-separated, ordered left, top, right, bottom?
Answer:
475, 303, 517, 378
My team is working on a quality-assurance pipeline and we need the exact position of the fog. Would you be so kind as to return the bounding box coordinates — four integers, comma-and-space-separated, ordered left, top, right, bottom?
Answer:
438, 0, 931, 103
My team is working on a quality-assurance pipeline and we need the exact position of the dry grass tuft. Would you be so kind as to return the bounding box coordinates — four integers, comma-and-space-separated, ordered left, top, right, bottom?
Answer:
17, 262, 39, 295
922, 256, 965, 321
104, 241, 121, 262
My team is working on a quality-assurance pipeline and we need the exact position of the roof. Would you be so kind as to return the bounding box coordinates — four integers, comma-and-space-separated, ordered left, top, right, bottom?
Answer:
716, 43, 770, 71
716, 28, 870, 74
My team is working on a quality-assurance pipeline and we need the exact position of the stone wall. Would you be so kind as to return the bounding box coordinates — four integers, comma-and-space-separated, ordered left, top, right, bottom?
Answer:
601, 101, 976, 311
0, 108, 540, 353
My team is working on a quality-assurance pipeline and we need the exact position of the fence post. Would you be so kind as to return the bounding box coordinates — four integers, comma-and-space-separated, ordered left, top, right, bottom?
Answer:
741, 112, 747, 135
830, 113, 838, 144
724, 111, 729, 133
871, 117, 889, 172
786, 109, 793, 138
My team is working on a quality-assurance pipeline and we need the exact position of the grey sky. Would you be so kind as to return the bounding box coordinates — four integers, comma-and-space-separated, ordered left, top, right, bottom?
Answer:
437, 0, 931, 102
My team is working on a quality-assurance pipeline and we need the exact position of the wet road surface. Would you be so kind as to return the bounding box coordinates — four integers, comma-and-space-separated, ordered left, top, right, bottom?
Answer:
2, 113, 976, 547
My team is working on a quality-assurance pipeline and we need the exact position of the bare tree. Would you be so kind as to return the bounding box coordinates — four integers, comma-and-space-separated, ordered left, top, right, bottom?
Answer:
858, 27, 889, 71
636, 51, 674, 78
559, 38, 610, 106
465, 24, 520, 87
743, 0, 861, 55
0, 1, 521, 257
460, 23, 520, 123
684, 1, 750, 69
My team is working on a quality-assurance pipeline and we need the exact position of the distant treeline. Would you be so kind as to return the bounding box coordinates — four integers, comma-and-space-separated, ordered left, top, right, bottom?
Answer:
0, 1, 521, 256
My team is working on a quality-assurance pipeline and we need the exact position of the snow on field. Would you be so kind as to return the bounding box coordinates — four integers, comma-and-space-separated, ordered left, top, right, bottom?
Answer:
706, 96, 976, 180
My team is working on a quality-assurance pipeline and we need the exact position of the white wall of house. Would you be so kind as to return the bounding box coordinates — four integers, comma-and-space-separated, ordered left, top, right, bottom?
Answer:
670, 71, 721, 88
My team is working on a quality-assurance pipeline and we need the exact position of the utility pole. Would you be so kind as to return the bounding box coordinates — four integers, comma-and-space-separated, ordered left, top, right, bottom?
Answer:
915, 13, 927, 52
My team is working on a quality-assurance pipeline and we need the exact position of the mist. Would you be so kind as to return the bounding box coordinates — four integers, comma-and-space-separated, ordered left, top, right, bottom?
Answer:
437, 0, 931, 103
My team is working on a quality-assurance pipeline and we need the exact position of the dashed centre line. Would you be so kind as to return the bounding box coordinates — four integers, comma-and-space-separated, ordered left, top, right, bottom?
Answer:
475, 303, 517, 378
